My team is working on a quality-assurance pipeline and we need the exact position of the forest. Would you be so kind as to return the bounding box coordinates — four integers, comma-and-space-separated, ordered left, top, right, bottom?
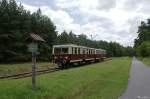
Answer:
0, 0, 137, 63
134, 19, 150, 57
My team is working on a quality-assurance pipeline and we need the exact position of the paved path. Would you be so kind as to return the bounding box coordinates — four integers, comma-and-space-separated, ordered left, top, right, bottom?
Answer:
120, 57, 150, 99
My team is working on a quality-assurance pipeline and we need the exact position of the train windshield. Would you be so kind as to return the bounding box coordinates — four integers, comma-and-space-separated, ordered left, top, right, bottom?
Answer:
54, 47, 68, 54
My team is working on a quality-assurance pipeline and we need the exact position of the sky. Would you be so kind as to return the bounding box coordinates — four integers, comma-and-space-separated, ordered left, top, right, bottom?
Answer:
16, 0, 150, 47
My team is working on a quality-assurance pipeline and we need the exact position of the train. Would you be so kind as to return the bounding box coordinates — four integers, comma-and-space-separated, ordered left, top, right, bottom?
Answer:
52, 44, 106, 68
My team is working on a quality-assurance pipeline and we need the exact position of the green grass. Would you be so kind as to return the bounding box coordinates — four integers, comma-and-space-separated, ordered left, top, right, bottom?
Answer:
0, 62, 56, 76
0, 57, 131, 99
139, 57, 150, 67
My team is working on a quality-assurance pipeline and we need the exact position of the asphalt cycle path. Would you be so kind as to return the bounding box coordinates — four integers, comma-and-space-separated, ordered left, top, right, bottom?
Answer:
119, 57, 150, 99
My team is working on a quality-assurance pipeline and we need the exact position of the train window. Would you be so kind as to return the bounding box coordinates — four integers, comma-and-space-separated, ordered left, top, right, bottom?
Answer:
83, 49, 85, 54
78, 48, 80, 54
61, 48, 68, 54
54, 47, 68, 54
75, 48, 77, 54
54, 48, 61, 54
96, 50, 98, 54
94, 50, 95, 54
98, 50, 100, 54
72, 47, 76, 54
72, 48, 74, 54
99, 50, 101, 54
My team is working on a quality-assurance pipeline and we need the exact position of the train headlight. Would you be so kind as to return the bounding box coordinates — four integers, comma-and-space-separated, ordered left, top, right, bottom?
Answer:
65, 56, 68, 59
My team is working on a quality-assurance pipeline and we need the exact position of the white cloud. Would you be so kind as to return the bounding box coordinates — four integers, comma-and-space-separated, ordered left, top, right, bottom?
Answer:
56, 0, 99, 10
22, 3, 38, 13
17, 0, 150, 46
43, 9, 81, 33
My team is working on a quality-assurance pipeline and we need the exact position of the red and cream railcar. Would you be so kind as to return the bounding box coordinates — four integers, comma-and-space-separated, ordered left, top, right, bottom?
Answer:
52, 44, 106, 68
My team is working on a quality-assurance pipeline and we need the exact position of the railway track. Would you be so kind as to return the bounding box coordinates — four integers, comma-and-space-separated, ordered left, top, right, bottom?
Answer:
0, 67, 60, 80
0, 58, 111, 80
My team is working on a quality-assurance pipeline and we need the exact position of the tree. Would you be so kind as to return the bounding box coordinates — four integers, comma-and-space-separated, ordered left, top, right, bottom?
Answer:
0, 0, 57, 62
136, 41, 150, 57
56, 31, 133, 57
56, 31, 71, 44
134, 20, 150, 47
134, 19, 150, 57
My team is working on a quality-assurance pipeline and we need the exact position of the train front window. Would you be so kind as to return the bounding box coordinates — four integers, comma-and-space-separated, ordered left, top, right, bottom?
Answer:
54, 47, 68, 54
54, 48, 61, 54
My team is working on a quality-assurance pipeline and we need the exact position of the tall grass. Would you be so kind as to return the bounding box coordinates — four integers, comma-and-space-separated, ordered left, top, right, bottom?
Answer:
0, 57, 131, 99
0, 62, 55, 76
139, 57, 150, 66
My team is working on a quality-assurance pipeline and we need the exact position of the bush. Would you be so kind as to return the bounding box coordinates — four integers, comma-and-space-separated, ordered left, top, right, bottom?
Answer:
136, 41, 150, 57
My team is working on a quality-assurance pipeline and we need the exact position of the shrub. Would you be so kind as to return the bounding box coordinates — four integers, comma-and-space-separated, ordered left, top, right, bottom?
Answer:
136, 41, 150, 57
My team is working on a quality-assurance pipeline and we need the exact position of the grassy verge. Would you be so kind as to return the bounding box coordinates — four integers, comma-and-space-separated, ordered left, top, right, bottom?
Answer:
0, 57, 131, 99
0, 62, 56, 76
138, 57, 150, 66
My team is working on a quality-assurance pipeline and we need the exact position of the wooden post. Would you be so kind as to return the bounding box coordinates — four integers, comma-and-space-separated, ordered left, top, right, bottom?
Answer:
32, 52, 36, 90
28, 33, 45, 90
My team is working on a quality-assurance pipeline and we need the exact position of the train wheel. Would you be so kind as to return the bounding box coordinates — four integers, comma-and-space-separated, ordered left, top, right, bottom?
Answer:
64, 62, 70, 69
69, 63, 74, 67
78, 61, 82, 66
94, 59, 97, 63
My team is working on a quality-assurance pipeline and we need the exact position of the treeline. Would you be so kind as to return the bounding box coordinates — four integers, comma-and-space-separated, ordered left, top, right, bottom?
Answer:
56, 31, 133, 57
0, 0, 57, 62
134, 19, 150, 57
0, 0, 133, 63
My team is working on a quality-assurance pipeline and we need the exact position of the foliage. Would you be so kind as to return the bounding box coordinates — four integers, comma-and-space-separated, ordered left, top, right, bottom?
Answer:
134, 20, 150, 47
0, 0, 133, 63
56, 31, 134, 57
0, 0, 57, 63
0, 57, 131, 99
134, 19, 150, 57
139, 57, 150, 67
136, 41, 150, 57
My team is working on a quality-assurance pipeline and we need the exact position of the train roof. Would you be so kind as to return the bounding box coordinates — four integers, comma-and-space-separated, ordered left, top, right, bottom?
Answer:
53, 44, 79, 48
53, 44, 89, 48
53, 44, 106, 51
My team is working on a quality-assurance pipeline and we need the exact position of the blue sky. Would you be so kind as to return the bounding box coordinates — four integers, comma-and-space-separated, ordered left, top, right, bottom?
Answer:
16, 0, 150, 46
